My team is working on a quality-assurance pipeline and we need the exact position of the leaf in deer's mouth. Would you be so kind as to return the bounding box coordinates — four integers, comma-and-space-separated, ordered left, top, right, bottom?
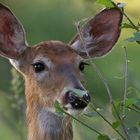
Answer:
54, 100, 65, 117
65, 87, 87, 98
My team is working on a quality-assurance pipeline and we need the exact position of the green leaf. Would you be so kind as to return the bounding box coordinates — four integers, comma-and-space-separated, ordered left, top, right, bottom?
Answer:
122, 23, 136, 29
128, 126, 139, 134
97, 134, 111, 140
84, 111, 98, 117
54, 101, 64, 116
126, 32, 140, 42
112, 121, 121, 129
127, 87, 140, 98
127, 37, 138, 42
66, 87, 87, 98
125, 98, 137, 107
112, 100, 121, 119
96, 0, 113, 7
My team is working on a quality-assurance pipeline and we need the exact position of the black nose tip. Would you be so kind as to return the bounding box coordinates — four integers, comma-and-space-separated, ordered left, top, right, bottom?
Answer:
83, 93, 91, 103
66, 90, 90, 109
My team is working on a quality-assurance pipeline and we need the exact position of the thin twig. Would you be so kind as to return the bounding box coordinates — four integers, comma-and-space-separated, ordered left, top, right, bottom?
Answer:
121, 47, 128, 116
75, 20, 131, 140
112, 2, 139, 32
123, 12, 139, 32
132, 104, 140, 111
63, 111, 102, 135
112, 1, 140, 45
91, 106, 127, 140
90, 62, 131, 140
118, 47, 131, 140
75, 21, 118, 118
128, 106, 140, 114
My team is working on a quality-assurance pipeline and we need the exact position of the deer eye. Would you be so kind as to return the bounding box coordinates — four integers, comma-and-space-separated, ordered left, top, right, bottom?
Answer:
32, 62, 45, 73
79, 62, 89, 72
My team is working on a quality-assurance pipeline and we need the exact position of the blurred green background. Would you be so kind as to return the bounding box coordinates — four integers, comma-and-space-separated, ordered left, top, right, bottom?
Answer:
0, 0, 140, 140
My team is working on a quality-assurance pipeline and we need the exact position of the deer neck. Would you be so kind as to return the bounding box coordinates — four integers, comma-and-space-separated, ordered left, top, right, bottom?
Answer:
25, 83, 73, 140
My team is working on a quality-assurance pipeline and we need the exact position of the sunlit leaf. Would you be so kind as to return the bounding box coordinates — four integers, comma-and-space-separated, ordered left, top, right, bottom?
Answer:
127, 87, 140, 98
111, 98, 137, 119
126, 32, 140, 42
122, 23, 135, 29
97, 134, 111, 140
84, 111, 98, 117
54, 101, 64, 116
112, 100, 121, 120
112, 121, 121, 129
96, 0, 113, 7
125, 98, 137, 107
66, 87, 87, 98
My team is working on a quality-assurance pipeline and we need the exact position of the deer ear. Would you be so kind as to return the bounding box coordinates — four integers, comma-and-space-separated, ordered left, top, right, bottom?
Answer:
70, 8, 123, 59
0, 3, 28, 60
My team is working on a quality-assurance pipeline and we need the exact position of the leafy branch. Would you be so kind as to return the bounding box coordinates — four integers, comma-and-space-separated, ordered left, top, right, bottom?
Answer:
96, 0, 140, 45
54, 101, 102, 135
73, 1, 140, 138
111, 1, 140, 45
128, 105, 140, 114
54, 101, 112, 140
55, 1, 140, 140
85, 104, 127, 140
121, 47, 128, 121
75, 18, 131, 140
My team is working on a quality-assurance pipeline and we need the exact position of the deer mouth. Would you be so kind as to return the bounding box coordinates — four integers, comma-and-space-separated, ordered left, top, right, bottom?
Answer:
63, 89, 91, 114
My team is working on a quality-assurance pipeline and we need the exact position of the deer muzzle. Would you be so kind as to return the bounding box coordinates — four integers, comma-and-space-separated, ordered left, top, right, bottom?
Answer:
65, 89, 91, 110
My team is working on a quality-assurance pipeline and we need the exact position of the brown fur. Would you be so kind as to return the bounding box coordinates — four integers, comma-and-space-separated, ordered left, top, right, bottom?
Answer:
21, 41, 79, 140
0, 3, 123, 140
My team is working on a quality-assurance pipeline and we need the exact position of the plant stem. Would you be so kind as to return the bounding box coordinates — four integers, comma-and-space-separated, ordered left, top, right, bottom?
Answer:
128, 106, 140, 114
91, 106, 127, 140
112, 1, 140, 45
121, 47, 128, 116
76, 19, 131, 140
90, 62, 131, 140
118, 47, 131, 140
122, 12, 139, 32
63, 111, 102, 135
132, 104, 140, 111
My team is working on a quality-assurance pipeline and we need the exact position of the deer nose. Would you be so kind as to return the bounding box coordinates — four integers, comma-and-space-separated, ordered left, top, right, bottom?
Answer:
66, 90, 90, 109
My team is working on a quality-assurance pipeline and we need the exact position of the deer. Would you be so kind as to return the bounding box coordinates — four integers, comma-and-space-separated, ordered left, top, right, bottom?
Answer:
0, 3, 122, 140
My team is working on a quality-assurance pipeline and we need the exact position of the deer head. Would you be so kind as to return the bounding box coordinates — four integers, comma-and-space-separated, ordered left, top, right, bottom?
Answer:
0, 3, 122, 140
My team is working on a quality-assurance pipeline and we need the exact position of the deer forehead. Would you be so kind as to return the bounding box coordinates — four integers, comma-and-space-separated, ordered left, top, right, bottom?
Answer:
10, 41, 81, 75
28, 41, 79, 64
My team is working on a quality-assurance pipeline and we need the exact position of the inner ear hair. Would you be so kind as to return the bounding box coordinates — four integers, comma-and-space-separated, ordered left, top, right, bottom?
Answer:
69, 7, 123, 59
0, 3, 28, 60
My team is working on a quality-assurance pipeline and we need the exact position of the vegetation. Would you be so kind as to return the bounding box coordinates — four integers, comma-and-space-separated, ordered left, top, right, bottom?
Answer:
0, 0, 140, 140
